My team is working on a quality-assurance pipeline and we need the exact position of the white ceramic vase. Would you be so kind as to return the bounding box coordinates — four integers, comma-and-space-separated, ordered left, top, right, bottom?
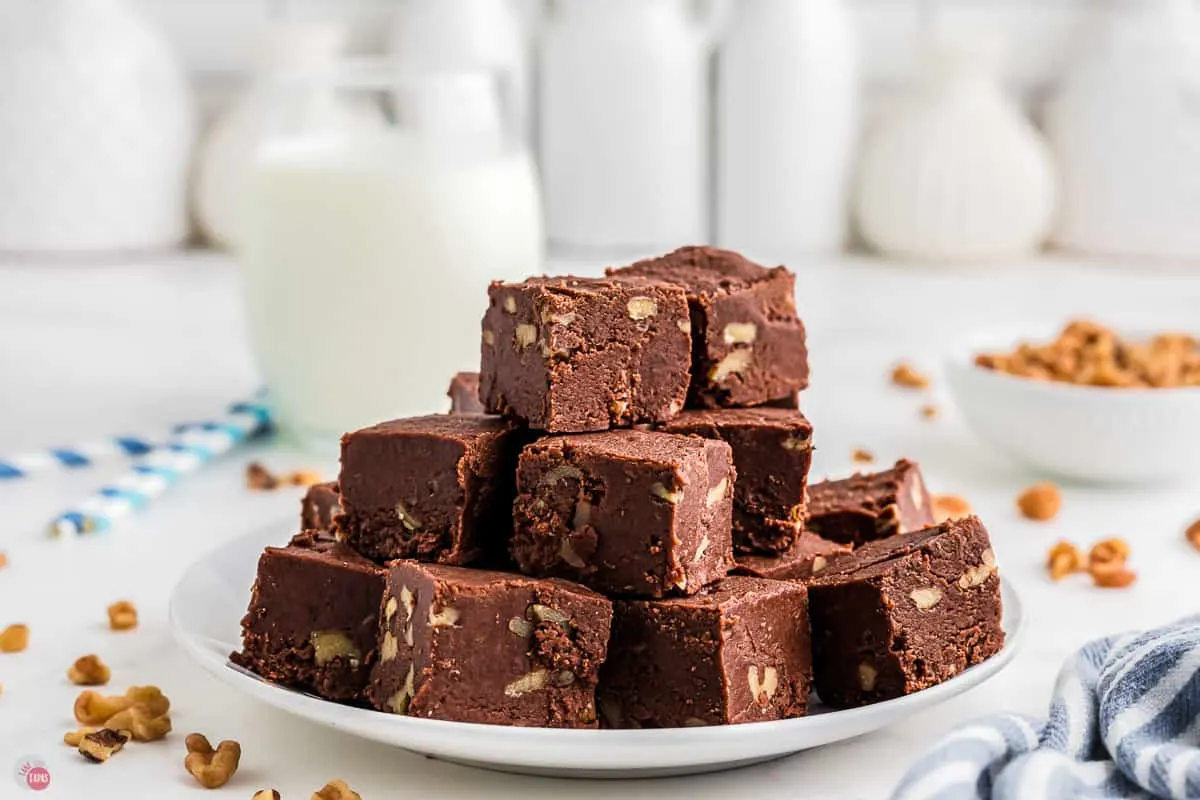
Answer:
0, 0, 195, 255
1046, 0, 1200, 260
540, 0, 715, 252
853, 41, 1058, 264
390, 0, 531, 143
717, 0, 860, 258
193, 24, 355, 251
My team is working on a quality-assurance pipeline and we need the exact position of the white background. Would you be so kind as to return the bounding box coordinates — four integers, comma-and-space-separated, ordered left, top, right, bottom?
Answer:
3, 251, 1200, 797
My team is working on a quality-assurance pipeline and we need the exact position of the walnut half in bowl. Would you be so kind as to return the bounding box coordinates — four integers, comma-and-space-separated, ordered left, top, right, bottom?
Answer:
946, 321, 1200, 484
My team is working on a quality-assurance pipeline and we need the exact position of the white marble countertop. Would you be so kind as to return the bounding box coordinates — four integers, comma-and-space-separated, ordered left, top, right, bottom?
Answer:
2, 251, 1200, 799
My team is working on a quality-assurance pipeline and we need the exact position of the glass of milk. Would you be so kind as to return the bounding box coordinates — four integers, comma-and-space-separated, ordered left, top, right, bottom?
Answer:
240, 60, 544, 450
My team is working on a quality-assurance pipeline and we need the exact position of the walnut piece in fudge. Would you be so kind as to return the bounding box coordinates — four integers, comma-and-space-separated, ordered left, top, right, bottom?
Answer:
599, 576, 811, 727
480, 276, 692, 433
368, 562, 612, 728
808, 516, 1004, 709
447, 371, 485, 414
734, 532, 852, 583
806, 459, 935, 547
338, 414, 517, 564
511, 430, 734, 598
659, 407, 812, 554
607, 246, 809, 408
301, 482, 341, 533
232, 531, 385, 703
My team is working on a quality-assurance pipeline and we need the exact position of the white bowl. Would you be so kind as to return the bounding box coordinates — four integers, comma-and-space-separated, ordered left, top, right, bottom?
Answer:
946, 327, 1200, 484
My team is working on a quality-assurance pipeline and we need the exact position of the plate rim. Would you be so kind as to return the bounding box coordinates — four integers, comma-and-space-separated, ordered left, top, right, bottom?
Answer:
169, 519, 1027, 767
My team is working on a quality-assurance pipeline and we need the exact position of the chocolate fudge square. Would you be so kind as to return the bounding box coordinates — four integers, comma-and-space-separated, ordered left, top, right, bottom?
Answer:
599, 576, 812, 727
301, 481, 341, 532
232, 531, 385, 703
480, 276, 692, 433
338, 415, 517, 564
607, 246, 809, 408
659, 407, 813, 554
511, 430, 734, 598
807, 459, 935, 547
735, 532, 852, 583
808, 516, 1004, 709
367, 562, 612, 728
447, 371, 485, 415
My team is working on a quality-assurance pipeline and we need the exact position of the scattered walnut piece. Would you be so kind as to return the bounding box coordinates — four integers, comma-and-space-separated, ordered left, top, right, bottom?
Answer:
106, 703, 173, 742
0, 623, 29, 653
1088, 538, 1130, 570
246, 461, 280, 490
68, 654, 112, 686
1016, 482, 1061, 521
919, 404, 939, 421
1090, 563, 1138, 589
1186, 519, 1200, 551
286, 469, 324, 488
933, 494, 973, 524
75, 685, 169, 725
184, 733, 242, 789
253, 791, 282, 800
64, 727, 98, 747
79, 729, 129, 763
312, 779, 363, 800
891, 362, 931, 390
0, 552, 7, 569
851, 448, 874, 465
107, 600, 138, 631
975, 320, 1200, 388
1046, 541, 1085, 581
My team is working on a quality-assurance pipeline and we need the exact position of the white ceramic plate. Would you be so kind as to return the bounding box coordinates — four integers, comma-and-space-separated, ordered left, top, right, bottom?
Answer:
945, 324, 1200, 484
169, 521, 1026, 779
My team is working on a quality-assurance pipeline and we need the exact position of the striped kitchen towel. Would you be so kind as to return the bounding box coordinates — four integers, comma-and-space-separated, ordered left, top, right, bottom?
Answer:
893, 615, 1200, 800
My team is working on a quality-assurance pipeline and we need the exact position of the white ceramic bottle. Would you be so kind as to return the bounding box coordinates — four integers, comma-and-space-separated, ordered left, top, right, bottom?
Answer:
390, 0, 531, 143
1046, 0, 1200, 260
0, 0, 194, 255
540, 0, 713, 252
717, 0, 860, 258
853, 40, 1058, 263
194, 24, 358, 251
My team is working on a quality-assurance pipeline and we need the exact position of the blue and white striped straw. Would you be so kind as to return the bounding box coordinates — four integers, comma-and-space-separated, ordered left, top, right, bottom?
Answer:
49, 400, 273, 536
1, 436, 157, 479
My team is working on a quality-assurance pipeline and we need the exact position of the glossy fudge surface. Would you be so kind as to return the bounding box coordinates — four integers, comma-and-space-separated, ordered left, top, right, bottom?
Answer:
338, 414, 517, 564
608, 246, 809, 408
659, 407, 812, 554
511, 430, 734, 598
480, 276, 692, 432
807, 459, 935, 547
808, 516, 1004, 709
599, 576, 812, 727
232, 531, 385, 703
367, 562, 612, 728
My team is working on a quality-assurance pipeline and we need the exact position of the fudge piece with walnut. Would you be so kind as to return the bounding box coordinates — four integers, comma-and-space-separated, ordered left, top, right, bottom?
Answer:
447, 371, 486, 414
232, 531, 385, 703
599, 576, 812, 727
480, 276, 692, 433
734, 532, 852, 583
607, 246, 809, 408
807, 516, 1004, 709
658, 407, 813, 554
337, 414, 519, 565
300, 481, 341, 532
367, 562, 612, 728
511, 430, 734, 598
806, 459, 935, 547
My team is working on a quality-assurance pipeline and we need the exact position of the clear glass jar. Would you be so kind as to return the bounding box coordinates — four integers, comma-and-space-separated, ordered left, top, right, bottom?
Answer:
240, 61, 544, 449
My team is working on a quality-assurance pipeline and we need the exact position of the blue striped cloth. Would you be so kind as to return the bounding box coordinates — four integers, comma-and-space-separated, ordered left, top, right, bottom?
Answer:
893, 616, 1200, 800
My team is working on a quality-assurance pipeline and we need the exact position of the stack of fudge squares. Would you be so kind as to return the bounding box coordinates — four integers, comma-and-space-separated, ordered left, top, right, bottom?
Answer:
234, 246, 1005, 729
